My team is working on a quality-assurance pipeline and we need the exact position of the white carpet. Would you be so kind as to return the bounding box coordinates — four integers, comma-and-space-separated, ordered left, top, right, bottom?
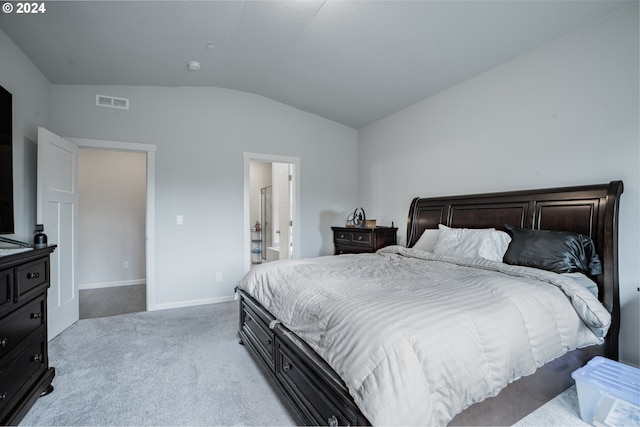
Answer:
515, 386, 589, 427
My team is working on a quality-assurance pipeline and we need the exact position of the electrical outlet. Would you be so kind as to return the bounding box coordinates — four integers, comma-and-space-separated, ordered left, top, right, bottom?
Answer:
216, 272, 222, 282
176, 215, 183, 225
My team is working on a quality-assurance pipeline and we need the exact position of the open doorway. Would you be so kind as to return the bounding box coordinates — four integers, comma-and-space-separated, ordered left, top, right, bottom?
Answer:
249, 161, 294, 264
244, 152, 300, 271
77, 148, 147, 319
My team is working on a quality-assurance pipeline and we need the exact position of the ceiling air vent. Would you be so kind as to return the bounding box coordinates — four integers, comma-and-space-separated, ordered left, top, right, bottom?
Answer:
96, 94, 129, 110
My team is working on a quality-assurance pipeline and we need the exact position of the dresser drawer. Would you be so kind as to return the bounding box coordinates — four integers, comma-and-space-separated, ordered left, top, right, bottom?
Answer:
276, 343, 355, 426
242, 305, 274, 370
0, 296, 46, 360
16, 259, 48, 299
0, 336, 47, 413
0, 269, 13, 317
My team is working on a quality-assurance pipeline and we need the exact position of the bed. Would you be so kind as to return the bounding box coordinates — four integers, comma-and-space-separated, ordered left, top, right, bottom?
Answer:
236, 180, 623, 426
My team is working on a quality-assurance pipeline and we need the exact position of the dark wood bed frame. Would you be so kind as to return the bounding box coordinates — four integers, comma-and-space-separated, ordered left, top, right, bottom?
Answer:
238, 180, 623, 426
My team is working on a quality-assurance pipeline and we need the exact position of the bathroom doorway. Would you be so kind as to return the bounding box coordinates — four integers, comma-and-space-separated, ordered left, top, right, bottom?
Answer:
244, 153, 300, 271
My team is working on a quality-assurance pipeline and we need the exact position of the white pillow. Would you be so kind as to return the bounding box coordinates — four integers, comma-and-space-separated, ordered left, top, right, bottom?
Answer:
433, 224, 511, 262
412, 229, 440, 252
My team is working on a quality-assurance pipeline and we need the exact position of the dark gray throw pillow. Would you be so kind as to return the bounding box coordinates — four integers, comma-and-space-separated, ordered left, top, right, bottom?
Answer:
503, 225, 602, 276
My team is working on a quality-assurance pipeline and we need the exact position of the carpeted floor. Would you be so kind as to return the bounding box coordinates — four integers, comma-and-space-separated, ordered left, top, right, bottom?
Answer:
20, 302, 296, 426
20, 301, 588, 426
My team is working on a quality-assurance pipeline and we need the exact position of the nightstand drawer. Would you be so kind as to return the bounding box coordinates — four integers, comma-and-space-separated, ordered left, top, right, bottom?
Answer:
350, 232, 371, 244
334, 231, 351, 242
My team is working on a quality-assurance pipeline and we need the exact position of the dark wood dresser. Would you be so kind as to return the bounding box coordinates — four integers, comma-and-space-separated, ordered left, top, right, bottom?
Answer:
0, 246, 56, 426
331, 226, 397, 255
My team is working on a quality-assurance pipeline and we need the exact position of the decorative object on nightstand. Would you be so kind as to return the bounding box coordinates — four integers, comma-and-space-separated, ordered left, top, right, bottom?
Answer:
331, 226, 397, 255
251, 227, 262, 264
346, 208, 366, 228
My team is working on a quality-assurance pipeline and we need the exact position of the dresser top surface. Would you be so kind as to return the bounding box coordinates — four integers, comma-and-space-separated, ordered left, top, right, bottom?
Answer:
0, 245, 57, 267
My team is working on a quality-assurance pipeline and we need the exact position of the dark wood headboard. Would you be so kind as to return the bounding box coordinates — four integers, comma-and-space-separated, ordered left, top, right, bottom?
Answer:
405, 181, 624, 359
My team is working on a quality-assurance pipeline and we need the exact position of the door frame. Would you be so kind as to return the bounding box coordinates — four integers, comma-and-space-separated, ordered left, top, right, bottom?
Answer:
68, 137, 157, 310
243, 152, 300, 272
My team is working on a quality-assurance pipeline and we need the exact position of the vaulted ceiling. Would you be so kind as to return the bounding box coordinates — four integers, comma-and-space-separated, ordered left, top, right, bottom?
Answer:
0, 1, 633, 128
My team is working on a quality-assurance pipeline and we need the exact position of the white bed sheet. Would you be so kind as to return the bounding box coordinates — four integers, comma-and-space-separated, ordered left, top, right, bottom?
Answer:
237, 246, 610, 426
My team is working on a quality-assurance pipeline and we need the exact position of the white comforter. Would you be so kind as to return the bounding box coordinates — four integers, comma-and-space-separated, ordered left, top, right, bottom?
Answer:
237, 246, 611, 426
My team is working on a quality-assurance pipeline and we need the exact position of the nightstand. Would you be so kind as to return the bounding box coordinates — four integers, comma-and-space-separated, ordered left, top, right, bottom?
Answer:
331, 226, 398, 255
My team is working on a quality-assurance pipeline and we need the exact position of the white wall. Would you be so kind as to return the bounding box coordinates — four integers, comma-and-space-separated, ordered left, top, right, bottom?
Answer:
77, 148, 146, 288
0, 29, 51, 241
358, 6, 639, 365
50, 85, 358, 309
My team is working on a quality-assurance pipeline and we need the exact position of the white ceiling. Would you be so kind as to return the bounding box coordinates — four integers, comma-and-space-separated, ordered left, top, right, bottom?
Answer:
0, 0, 633, 128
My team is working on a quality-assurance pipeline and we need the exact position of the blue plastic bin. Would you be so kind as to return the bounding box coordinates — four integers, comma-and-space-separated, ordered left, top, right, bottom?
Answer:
572, 356, 640, 426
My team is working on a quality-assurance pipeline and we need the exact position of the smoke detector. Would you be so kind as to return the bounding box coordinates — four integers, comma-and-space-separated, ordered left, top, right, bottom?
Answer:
187, 61, 201, 71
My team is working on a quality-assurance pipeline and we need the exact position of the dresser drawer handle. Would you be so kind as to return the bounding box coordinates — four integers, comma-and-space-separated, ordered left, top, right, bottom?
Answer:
357, 236, 363, 241
0, 338, 6, 347
0, 392, 7, 401
33, 354, 43, 362
264, 339, 272, 346
31, 312, 42, 319
339, 234, 346, 239
328, 415, 338, 427
283, 362, 292, 371
27, 272, 40, 280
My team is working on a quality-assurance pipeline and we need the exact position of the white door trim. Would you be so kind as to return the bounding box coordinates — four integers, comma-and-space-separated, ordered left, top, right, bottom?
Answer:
243, 152, 301, 273
67, 138, 158, 311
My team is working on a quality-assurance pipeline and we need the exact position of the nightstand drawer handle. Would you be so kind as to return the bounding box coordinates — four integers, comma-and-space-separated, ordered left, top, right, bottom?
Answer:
0, 392, 7, 401
339, 234, 345, 239
27, 272, 40, 280
357, 236, 363, 241
0, 338, 6, 347
283, 362, 292, 371
31, 312, 42, 319
33, 354, 43, 362
264, 338, 272, 346
328, 415, 338, 427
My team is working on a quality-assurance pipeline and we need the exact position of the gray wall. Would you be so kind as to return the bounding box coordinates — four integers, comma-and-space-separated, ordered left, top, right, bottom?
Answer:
358, 6, 639, 365
50, 85, 359, 308
77, 148, 146, 288
0, 29, 51, 241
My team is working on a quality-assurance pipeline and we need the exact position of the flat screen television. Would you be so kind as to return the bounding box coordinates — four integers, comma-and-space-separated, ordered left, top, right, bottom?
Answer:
0, 85, 14, 235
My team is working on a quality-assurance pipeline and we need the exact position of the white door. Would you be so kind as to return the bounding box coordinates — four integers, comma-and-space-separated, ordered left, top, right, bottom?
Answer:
277, 164, 292, 259
37, 127, 79, 339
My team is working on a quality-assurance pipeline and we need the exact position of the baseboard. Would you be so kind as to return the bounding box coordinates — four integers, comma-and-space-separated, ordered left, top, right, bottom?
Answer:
79, 279, 146, 290
150, 295, 235, 311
